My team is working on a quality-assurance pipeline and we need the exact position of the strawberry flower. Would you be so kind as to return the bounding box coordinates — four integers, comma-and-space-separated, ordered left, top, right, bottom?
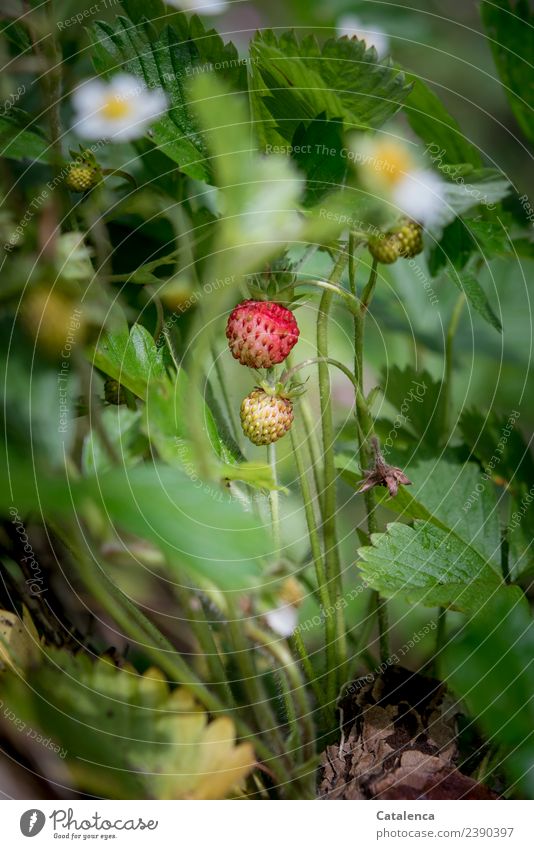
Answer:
71, 74, 167, 142
351, 136, 446, 226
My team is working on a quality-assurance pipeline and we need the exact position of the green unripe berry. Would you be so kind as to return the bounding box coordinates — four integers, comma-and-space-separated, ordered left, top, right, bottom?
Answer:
65, 163, 99, 193
368, 233, 402, 264
396, 219, 424, 258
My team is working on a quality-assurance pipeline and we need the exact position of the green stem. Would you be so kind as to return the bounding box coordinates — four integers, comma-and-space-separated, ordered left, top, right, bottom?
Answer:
299, 395, 325, 505
316, 251, 349, 690
283, 356, 363, 401
348, 232, 358, 297
284, 353, 324, 506
444, 292, 466, 438
291, 629, 326, 710
275, 278, 361, 318
268, 442, 281, 561
290, 422, 336, 720
353, 258, 390, 664
360, 258, 379, 311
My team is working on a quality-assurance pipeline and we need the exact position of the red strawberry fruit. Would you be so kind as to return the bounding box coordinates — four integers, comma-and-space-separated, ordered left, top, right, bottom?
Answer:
226, 300, 299, 368
240, 388, 294, 445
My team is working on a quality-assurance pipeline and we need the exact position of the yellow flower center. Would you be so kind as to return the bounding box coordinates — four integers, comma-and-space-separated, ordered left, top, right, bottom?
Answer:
364, 141, 414, 187
100, 95, 133, 121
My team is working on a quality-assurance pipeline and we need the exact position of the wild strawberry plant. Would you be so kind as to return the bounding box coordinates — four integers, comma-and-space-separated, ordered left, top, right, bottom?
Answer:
0, 0, 533, 801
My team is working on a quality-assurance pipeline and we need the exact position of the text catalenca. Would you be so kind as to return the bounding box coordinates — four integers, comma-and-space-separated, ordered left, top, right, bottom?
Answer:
377, 812, 435, 820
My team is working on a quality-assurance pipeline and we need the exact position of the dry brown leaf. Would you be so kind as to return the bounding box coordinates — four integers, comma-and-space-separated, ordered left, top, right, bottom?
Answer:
318, 665, 497, 800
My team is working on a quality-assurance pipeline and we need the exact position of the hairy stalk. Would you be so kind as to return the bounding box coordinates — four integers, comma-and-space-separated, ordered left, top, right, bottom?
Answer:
444, 292, 466, 438
290, 422, 336, 718
275, 669, 300, 750
299, 397, 325, 498
268, 442, 281, 560
291, 629, 326, 710
352, 257, 390, 663
277, 277, 361, 317
284, 353, 324, 506
434, 292, 467, 656
348, 231, 358, 297
316, 251, 349, 690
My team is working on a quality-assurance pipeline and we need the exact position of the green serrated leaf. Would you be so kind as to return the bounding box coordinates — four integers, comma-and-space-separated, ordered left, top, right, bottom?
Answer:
448, 269, 502, 332
459, 407, 534, 580
341, 456, 503, 569
358, 519, 503, 612
144, 370, 225, 463
251, 30, 411, 140
481, 0, 534, 146
428, 216, 481, 276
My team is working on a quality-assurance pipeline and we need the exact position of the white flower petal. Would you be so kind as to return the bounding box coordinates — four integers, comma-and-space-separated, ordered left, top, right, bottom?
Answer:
71, 79, 107, 115
136, 88, 168, 122
71, 73, 167, 142
109, 73, 146, 100
71, 114, 111, 140
393, 169, 446, 226
265, 605, 298, 638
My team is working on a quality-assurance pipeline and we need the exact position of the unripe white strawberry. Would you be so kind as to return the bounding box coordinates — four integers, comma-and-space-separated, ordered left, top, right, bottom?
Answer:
240, 388, 294, 446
